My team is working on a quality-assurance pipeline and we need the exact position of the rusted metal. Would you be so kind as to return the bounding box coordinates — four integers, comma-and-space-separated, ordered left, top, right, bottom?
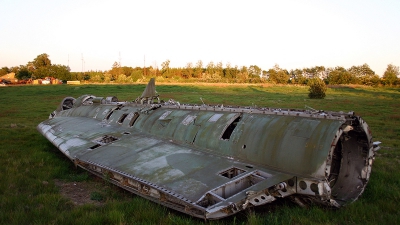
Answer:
37, 78, 379, 219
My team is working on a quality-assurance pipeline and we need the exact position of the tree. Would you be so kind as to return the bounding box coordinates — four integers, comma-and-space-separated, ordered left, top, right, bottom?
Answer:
308, 78, 327, 99
49, 64, 71, 81
32, 53, 51, 69
348, 64, 375, 84
83, 73, 90, 81
89, 71, 105, 83
0, 67, 10, 76
15, 65, 32, 80
314, 66, 327, 79
262, 70, 268, 78
327, 67, 355, 84
248, 65, 261, 77
382, 64, 399, 86
193, 60, 203, 78
290, 69, 307, 84
215, 62, 223, 78
172, 68, 183, 79
224, 62, 232, 79
223, 64, 239, 80
206, 61, 215, 78
34, 66, 51, 78
116, 74, 129, 83
237, 66, 249, 82
121, 66, 134, 77
183, 62, 193, 79
268, 64, 289, 84
9, 66, 18, 74
108, 61, 122, 80
23, 53, 60, 79
161, 60, 170, 78
130, 70, 143, 82
147, 66, 159, 77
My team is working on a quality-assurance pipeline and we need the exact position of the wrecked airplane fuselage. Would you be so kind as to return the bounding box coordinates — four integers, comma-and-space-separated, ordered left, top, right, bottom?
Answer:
37, 79, 380, 219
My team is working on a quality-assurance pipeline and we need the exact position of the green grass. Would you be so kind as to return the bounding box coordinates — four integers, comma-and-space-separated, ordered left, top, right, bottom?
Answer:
0, 84, 399, 224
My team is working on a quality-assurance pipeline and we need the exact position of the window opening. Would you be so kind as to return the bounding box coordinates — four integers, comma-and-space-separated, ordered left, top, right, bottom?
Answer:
159, 111, 172, 120
129, 112, 140, 127
182, 115, 197, 125
118, 113, 129, 124
208, 114, 223, 122
89, 144, 101, 150
105, 110, 114, 120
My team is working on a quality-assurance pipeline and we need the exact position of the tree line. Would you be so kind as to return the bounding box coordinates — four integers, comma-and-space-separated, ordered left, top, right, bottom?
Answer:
1, 53, 399, 86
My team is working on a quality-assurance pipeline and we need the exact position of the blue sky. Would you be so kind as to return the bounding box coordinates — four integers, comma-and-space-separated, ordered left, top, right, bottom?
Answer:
1, 0, 399, 75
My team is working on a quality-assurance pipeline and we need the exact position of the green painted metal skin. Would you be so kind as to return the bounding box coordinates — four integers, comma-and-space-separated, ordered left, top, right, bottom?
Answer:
37, 79, 380, 219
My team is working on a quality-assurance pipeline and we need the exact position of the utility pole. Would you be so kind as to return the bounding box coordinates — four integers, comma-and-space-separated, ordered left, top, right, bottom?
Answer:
143, 55, 146, 76
119, 52, 121, 66
81, 53, 84, 73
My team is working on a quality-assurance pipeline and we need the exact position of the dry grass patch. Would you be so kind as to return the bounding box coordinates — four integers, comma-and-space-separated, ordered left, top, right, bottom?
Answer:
54, 179, 105, 206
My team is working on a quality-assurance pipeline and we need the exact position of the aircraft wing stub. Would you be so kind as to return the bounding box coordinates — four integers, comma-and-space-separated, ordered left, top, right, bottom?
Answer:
37, 79, 379, 219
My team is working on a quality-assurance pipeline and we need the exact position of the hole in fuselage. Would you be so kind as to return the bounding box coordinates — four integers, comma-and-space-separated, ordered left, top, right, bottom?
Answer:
62, 98, 75, 110
221, 116, 241, 140
219, 167, 246, 179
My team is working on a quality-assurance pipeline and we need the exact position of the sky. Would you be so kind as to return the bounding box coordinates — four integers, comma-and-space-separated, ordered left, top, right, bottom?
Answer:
1, 0, 399, 75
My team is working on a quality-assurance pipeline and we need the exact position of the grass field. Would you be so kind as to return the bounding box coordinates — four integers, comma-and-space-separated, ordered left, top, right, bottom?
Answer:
0, 83, 399, 224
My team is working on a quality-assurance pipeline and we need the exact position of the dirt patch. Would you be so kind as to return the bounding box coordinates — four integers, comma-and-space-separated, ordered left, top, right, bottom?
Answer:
54, 179, 105, 206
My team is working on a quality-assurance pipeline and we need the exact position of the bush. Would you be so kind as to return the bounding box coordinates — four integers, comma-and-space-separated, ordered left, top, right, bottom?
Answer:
308, 78, 327, 99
